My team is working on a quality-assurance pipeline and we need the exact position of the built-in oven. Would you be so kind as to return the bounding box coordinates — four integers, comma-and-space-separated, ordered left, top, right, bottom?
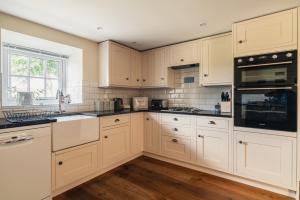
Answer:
234, 50, 297, 88
234, 86, 297, 132
234, 50, 297, 132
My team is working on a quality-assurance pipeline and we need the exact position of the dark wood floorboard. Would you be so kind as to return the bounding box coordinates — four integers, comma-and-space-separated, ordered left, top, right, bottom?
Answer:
54, 156, 293, 200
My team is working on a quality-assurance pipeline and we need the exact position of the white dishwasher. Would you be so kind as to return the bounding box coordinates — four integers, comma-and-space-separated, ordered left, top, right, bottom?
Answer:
0, 126, 51, 200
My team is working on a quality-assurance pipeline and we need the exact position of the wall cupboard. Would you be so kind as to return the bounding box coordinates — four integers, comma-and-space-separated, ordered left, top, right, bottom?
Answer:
233, 8, 298, 57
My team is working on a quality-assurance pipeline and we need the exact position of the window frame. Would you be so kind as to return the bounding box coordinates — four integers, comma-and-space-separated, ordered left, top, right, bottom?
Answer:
2, 44, 67, 106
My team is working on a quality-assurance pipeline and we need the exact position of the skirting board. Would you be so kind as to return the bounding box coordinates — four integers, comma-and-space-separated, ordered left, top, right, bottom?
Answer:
144, 152, 297, 199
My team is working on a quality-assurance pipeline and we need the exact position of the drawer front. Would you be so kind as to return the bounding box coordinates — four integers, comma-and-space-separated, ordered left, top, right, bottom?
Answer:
161, 135, 191, 161
197, 117, 229, 130
101, 114, 130, 128
161, 124, 194, 137
161, 114, 192, 126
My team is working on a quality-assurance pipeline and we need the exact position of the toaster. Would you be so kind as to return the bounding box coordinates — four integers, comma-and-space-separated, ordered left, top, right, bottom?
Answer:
132, 97, 149, 111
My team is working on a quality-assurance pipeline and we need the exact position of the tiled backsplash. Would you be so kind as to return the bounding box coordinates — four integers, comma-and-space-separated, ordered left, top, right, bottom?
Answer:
142, 67, 231, 110
0, 67, 231, 117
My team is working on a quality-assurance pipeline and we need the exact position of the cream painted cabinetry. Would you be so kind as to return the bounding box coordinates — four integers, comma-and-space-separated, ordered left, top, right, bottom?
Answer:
141, 50, 154, 87
169, 40, 201, 66
235, 131, 296, 190
100, 114, 130, 169
130, 50, 142, 87
144, 112, 161, 153
130, 113, 144, 154
200, 33, 233, 86
233, 8, 298, 57
53, 142, 98, 190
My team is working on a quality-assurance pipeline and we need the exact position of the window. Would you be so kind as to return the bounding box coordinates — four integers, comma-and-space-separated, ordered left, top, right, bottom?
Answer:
2, 43, 68, 106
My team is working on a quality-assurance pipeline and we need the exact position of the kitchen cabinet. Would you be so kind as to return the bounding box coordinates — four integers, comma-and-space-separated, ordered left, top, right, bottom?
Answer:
54, 142, 98, 189
144, 112, 161, 154
99, 41, 142, 87
161, 135, 191, 162
169, 40, 201, 66
130, 50, 142, 87
141, 50, 154, 87
200, 33, 233, 86
235, 131, 296, 190
102, 125, 130, 169
196, 129, 229, 172
130, 113, 144, 155
233, 8, 297, 57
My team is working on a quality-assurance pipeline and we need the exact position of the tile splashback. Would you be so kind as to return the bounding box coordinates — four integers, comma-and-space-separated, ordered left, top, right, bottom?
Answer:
0, 67, 231, 117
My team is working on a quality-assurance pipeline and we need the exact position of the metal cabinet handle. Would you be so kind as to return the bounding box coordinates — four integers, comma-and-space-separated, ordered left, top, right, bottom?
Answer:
239, 140, 247, 145
180, 58, 184, 62
238, 40, 243, 44
126, 77, 129, 80
160, 77, 165, 80
204, 74, 208, 77
136, 79, 140, 82
143, 79, 146, 82
58, 161, 63, 166
173, 118, 178, 121
173, 128, 178, 132
198, 135, 204, 138
115, 119, 120, 122
104, 136, 108, 139
146, 118, 150, 121
0, 135, 34, 145
172, 139, 178, 143
208, 121, 216, 125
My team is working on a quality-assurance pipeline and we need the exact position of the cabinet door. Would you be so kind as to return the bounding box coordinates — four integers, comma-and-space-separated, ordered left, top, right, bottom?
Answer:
130, 113, 144, 155
153, 48, 167, 87
201, 33, 233, 86
141, 51, 154, 87
161, 135, 191, 161
196, 129, 229, 172
130, 50, 142, 87
235, 131, 296, 189
109, 43, 131, 86
144, 113, 160, 153
102, 126, 130, 168
170, 40, 201, 66
233, 8, 297, 57
55, 143, 98, 189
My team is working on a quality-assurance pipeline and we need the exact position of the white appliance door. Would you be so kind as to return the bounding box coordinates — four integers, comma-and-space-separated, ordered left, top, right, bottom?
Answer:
0, 127, 51, 200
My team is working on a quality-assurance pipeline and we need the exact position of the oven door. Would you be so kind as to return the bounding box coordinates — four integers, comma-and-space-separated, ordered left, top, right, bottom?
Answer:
234, 86, 297, 132
235, 61, 297, 87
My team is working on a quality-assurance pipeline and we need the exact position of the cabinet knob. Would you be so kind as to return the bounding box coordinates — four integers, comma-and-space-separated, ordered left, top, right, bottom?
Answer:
126, 77, 129, 80
180, 58, 184, 62
172, 139, 178, 143
173, 118, 178, 121
198, 135, 204, 138
143, 79, 146, 82
208, 121, 216, 125
204, 74, 208, 77
238, 40, 243, 44
173, 128, 178, 132
115, 119, 120, 122
146, 118, 150, 121
58, 161, 63, 166
136, 79, 140, 82
160, 77, 165, 80
239, 140, 247, 145
104, 136, 108, 139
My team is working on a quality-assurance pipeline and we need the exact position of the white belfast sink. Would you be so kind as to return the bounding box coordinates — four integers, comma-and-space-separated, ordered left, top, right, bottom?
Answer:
52, 114, 99, 151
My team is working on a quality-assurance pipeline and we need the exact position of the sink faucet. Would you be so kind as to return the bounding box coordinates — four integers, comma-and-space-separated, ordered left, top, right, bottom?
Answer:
56, 90, 71, 114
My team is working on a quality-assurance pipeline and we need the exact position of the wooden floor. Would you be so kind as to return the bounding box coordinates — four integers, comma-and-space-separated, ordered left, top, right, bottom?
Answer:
54, 156, 292, 200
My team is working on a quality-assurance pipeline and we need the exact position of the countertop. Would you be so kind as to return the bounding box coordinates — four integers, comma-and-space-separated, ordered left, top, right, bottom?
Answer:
0, 109, 232, 130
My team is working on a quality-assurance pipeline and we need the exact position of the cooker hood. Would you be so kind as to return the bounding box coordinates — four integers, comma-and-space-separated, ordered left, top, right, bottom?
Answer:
170, 63, 199, 69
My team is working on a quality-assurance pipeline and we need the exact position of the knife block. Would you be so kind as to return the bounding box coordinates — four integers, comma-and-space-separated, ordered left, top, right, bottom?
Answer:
220, 102, 231, 113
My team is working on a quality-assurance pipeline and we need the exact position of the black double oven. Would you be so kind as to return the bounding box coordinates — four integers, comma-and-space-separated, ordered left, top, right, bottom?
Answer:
234, 50, 297, 132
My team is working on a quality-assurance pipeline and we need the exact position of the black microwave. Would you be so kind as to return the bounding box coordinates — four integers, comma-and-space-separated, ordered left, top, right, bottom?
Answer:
234, 50, 297, 88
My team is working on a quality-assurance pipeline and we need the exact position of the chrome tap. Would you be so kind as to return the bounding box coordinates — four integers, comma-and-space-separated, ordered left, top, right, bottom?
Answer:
56, 90, 71, 114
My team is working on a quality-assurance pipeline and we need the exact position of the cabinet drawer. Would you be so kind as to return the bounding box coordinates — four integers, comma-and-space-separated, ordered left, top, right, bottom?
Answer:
197, 117, 228, 130
161, 135, 191, 161
101, 114, 130, 128
54, 143, 98, 189
161, 114, 192, 126
161, 124, 194, 137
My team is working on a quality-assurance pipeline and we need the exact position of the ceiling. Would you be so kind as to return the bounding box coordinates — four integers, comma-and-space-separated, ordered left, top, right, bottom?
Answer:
0, 0, 299, 50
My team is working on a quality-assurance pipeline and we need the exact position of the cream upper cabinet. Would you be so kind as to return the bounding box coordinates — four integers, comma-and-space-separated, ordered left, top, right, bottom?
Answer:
102, 125, 130, 169
130, 113, 144, 155
200, 33, 233, 86
233, 8, 298, 57
196, 129, 229, 172
144, 112, 161, 154
169, 40, 201, 66
130, 49, 142, 87
141, 50, 154, 87
235, 131, 296, 190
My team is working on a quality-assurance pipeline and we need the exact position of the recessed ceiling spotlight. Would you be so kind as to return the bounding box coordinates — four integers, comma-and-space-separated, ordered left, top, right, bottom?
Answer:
200, 23, 207, 27
96, 26, 103, 31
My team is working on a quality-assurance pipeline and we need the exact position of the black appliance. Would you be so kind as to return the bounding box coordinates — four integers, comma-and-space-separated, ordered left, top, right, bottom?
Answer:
234, 50, 297, 132
113, 98, 124, 111
151, 99, 167, 110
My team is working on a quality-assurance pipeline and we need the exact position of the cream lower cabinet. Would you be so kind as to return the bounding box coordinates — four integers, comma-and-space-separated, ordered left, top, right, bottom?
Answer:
233, 8, 297, 57
144, 112, 161, 154
102, 125, 130, 169
196, 129, 229, 172
161, 135, 191, 162
53, 142, 98, 190
235, 131, 296, 190
130, 113, 144, 154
